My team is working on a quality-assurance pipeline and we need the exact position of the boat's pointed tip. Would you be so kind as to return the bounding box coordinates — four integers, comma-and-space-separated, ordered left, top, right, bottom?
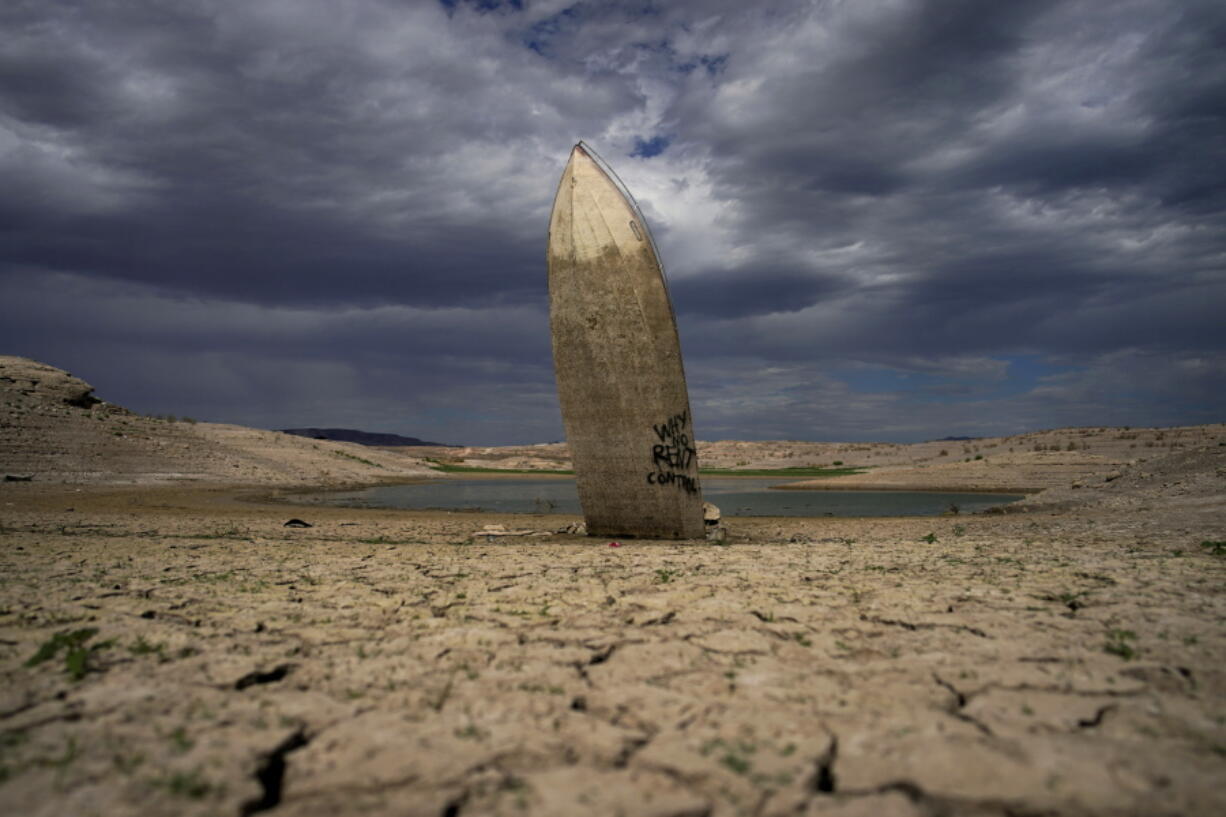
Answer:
565, 142, 594, 170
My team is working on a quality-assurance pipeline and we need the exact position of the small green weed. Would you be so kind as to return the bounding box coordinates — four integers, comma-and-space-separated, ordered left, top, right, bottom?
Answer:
654, 568, 680, 584
721, 752, 752, 775
922, 532, 938, 544
168, 726, 194, 754
26, 628, 114, 681
129, 636, 167, 661
1104, 629, 1138, 660
152, 768, 214, 799
1201, 540, 1226, 556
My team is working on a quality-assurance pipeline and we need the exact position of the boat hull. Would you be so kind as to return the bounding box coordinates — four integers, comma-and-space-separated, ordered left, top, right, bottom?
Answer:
547, 144, 705, 539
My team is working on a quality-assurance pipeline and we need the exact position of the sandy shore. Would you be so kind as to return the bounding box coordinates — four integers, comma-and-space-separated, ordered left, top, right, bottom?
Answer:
2, 472, 1224, 817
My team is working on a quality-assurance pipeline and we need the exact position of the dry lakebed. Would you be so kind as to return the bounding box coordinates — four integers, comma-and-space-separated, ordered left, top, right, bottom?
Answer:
1, 359, 1224, 816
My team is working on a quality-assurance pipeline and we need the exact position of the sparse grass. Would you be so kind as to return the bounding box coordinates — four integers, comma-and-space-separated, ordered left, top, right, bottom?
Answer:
1201, 540, 1226, 556
333, 450, 382, 468
129, 636, 169, 661
168, 726, 194, 754
700, 465, 866, 477
26, 628, 115, 681
720, 752, 752, 775
151, 768, 214, 799
701, 738, 756, 776
1104, 629, 1138, 660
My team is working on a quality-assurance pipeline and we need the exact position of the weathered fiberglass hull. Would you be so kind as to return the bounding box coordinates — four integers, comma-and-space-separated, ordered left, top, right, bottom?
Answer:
547, 143, 705, 539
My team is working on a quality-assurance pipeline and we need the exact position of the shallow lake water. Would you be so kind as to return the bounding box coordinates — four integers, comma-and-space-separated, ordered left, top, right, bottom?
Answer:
298, 477, 1024, 518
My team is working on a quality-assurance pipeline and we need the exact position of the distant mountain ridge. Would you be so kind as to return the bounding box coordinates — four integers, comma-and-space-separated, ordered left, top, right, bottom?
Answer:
280, 428, 452, 447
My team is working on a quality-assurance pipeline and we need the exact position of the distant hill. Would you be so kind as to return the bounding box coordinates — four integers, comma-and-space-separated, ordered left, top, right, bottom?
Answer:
0, 356, 439, 486
280, 427, 452, 447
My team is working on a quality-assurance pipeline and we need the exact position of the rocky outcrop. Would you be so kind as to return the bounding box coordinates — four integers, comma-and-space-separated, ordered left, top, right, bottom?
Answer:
0, 355, 100, 408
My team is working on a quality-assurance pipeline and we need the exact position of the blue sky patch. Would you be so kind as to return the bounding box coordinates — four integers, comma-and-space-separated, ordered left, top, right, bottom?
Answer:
631, 135, 671, 158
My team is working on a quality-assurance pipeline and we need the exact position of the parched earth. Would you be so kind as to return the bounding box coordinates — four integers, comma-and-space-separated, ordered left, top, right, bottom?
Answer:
1, 471, 1224, 817
2, 357, 1225, 815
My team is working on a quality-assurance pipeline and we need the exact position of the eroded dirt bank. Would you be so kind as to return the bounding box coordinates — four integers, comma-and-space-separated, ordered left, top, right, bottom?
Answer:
1, 476, 1224, 816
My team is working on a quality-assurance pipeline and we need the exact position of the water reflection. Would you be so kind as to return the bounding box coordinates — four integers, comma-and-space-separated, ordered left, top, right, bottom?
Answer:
298, 477, 1023, 518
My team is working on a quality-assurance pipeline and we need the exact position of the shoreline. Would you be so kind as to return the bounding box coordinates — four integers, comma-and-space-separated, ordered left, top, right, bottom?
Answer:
256, 473, 1030, 519
770, 481, 1039, 494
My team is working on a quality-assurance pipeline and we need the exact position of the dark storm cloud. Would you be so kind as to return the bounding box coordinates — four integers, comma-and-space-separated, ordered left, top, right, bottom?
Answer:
0, 0, 630, 308
670, 265, 844, 319
1, 0, 1222, 442
655, 1, 1225, 395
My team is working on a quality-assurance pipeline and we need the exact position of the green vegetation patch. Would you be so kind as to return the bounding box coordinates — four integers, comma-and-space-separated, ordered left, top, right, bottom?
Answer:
699, 466, 867, 478
333, 450, 382, 468
26, 628, 115, 680
1104, 629, 1138, 660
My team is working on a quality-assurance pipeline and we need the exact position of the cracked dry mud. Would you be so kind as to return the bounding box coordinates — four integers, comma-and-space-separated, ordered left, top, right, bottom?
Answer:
0, 481, 1223, 816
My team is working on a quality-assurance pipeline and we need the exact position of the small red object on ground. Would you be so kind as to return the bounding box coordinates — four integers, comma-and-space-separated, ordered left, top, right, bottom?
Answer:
608, 541, 622, 548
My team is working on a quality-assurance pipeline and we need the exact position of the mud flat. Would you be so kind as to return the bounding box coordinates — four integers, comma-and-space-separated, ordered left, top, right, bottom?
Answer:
2, 442, 1225, 817
3, 358, 1225, 814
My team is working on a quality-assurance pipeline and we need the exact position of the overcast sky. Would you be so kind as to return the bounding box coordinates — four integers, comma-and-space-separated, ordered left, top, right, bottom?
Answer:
1, 0, 1222, 444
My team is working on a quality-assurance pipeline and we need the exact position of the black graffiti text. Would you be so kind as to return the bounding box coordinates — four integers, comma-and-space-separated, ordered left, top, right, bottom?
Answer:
647, 469, 699, 495
647, 409, 698, 494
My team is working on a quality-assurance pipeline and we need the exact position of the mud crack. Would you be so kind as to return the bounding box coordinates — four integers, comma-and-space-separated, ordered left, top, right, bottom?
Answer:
1076, 704, 1116, 729
588, 643, 617, 665
861, 614, 990, 639
933, 674, 994, 736
234, 663, 295, 690
812, 735, 838, 793
240, 728, 310, 815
